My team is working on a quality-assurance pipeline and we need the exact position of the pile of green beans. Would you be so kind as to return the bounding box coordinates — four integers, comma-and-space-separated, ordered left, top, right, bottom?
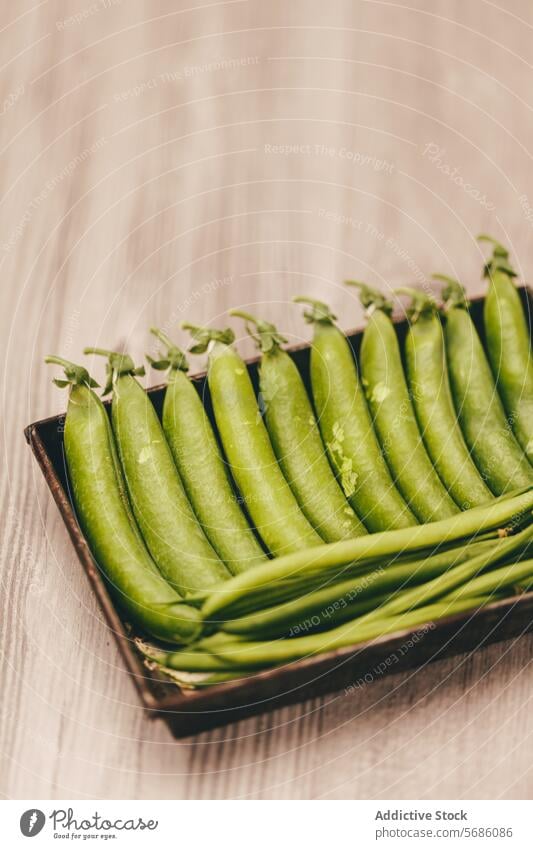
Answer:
45, 234, 533, 682
84, 347, 231, 596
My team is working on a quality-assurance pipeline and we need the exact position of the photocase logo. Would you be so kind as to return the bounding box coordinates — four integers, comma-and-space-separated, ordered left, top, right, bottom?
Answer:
20, 809, 46, 837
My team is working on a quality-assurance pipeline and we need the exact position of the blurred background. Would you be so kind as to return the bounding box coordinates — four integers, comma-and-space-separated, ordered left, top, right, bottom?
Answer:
2, 0, 533, 800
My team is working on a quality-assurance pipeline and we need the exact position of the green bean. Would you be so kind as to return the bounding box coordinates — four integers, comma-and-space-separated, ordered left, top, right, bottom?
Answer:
397, 287, 493, 509
220, 537, 497, 638
148, 329, 267, 574
170, 595, 494, 671
194, 467, 505, 624
447, 557, 533, 602
348, 281, 459, 523
201, 487, 533, 619
359, 521, 533, 624
195, 534, 501, 621
188, 483, 527, 618
437, 276, 533, 495
479, 235, 533, 463
84, 348, 230, 595
45, 357, 201, 643
293, 296, 415, 532
229, 309, 366, 542
182, 323, 322, 556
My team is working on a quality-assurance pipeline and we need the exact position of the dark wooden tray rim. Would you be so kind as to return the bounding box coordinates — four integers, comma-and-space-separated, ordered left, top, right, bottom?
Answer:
24, 291, 533, 737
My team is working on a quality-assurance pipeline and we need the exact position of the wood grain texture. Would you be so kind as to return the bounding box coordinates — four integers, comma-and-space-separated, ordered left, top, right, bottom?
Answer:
2, 0, 533, 800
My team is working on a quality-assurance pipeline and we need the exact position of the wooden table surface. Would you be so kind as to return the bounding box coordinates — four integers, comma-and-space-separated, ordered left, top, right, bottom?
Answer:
2, 0, 533, 800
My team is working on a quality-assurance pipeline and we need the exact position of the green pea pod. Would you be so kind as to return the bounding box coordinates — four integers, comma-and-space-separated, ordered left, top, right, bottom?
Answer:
397, 287, 492, 509
148, 329, 267, 574
437, 276, 533, 495
348, 281, 459, 523
479, 235, 533, 463
183, 323, 322, 556
230, 309, 367, 542
293, 296, 416, 532
45, 357, 201, 643
171, 596, 494, 671
84, 348, 230, 596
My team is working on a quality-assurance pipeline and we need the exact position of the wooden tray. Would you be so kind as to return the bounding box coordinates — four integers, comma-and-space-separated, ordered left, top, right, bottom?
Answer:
25, 291, 533, 738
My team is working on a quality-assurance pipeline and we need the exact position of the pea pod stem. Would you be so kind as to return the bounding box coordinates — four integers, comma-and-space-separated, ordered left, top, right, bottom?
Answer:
293, 296, 338, 324
45, 355, 100, 390
446, 557, 533, 602
196, 531, 501, 622
150, 327, 176, 349
229, 309, 288, 354
201, 488, 533, 620
148, 327, 189, 373
346, 280, 393, 316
